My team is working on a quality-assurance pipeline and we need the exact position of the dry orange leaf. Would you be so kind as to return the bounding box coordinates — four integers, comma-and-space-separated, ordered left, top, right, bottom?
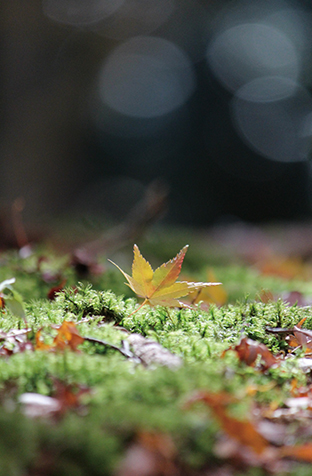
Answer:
187, 391, 269, 455
35, 329, 52, 351
35, 321, 84, 352
53, 321, 84, 351
280, 443, 312, 462
286, 317, 312, 354
187, 391, 312, 466
109, 245, 221, 310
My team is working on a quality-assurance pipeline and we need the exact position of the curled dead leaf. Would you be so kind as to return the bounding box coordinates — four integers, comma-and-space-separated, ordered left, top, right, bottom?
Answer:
35, 321, 84, 352
186, 391, 269, 455
222, 337, 278, 371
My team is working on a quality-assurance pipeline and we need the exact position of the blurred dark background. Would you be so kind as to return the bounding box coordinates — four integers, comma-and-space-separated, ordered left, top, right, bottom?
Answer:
2, 0, 312, 228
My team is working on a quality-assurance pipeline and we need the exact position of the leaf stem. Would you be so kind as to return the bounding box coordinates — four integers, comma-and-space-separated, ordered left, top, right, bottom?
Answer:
128, 299, 148, 316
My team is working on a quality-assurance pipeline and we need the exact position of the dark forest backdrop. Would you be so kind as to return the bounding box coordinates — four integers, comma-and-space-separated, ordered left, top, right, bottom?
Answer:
1, 0, 312, 227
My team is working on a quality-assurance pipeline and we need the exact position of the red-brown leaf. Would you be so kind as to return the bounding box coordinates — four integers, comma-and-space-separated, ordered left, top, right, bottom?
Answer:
223, 337, 278, 371
47, 279, 67, 300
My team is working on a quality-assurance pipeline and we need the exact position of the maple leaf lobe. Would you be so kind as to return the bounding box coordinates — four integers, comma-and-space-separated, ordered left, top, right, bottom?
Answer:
152, 244, 188, 290
132, 244, 155, 297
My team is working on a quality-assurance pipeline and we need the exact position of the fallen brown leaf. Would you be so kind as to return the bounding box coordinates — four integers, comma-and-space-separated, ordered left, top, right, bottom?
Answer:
35, 321, 84, 352
222, 337, 278, 371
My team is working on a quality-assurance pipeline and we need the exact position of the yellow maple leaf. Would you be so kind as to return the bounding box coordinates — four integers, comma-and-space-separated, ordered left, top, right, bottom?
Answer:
109, 245, 221, 311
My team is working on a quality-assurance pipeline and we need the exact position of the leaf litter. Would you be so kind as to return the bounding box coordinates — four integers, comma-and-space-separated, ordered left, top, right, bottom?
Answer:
19, 379, 91, 419
4, 226, 312, 474
186, 391, 312, 470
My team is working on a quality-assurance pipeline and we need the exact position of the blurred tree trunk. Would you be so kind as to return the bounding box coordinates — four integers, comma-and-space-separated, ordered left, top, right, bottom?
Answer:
0, 0, 105, 222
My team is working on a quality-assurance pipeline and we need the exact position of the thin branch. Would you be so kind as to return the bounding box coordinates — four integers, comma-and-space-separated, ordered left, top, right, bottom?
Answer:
266, 326, 312, 339
266, 327, 296, 335
83, 336, 137, 360
72, 180, 168, 266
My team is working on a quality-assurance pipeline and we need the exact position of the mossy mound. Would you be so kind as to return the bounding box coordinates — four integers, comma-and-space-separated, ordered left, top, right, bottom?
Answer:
0, 239, 312, 475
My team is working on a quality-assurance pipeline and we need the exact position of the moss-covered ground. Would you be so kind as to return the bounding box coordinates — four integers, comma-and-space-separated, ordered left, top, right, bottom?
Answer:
1, 225, 312, 475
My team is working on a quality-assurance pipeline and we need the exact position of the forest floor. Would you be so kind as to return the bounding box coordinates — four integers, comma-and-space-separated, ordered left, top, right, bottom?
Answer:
2, 217, 312, 475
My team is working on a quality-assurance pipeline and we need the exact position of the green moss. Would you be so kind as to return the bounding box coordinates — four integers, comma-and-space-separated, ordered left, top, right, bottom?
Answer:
0, 243, 312, 475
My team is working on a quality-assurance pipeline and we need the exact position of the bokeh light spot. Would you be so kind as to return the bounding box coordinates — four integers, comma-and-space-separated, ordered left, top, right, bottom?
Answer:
98, 36, 196, 118
207, 22, 299, 92
232, 82, 312, 163
235, 76, 298, 103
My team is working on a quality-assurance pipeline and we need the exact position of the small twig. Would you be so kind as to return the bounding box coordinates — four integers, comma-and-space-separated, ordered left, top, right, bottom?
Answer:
0, 328, 32, 342
83, 336, 135, 359
266, 327, 296, 335
73, 180, 168, 266
266, 326, 312, 339
12, 197, 29, 249
113, 326, 130, 333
